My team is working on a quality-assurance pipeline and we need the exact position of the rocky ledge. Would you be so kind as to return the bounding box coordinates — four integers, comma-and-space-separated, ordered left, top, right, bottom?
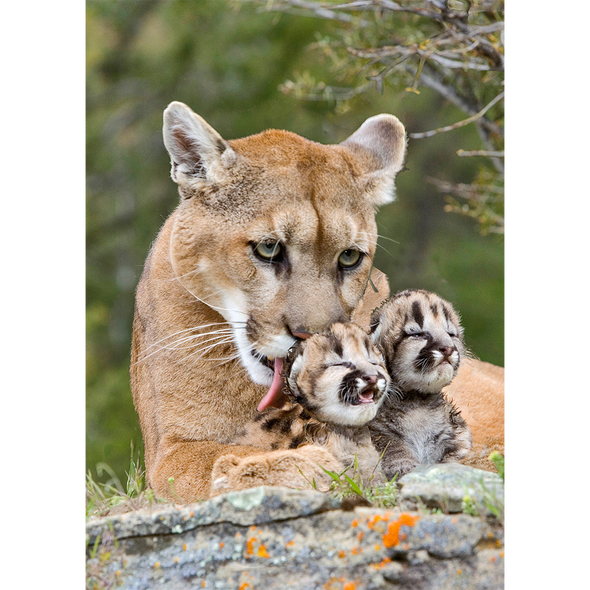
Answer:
86, 464, 504, 590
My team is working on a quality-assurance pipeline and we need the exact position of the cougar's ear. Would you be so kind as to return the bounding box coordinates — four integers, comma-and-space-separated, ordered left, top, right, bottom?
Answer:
340, 114, 407, 206
163, 101, 238, 187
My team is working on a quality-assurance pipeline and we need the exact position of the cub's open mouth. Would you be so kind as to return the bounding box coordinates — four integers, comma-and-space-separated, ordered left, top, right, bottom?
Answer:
350, 387, 375, 406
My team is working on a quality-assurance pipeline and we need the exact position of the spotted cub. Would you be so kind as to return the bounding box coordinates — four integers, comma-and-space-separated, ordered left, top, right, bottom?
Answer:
369, 289, 472, 479
233, 322, 391, 484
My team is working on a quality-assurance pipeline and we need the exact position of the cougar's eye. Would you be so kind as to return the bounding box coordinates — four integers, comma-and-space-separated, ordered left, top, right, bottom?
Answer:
338, 249, 363, 269
253, 241, 283, 262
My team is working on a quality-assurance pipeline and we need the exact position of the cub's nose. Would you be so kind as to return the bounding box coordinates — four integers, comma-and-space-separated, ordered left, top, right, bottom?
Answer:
361, 374, 378, 385
439, 346, 454, 358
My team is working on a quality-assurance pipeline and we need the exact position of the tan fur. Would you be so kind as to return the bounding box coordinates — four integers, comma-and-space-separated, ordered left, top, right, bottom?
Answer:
228, 409, 386, 491
131, 103, 503, 501
214, 404, 354, 494
210, 445, 342, 495
442, 358, 504, 471
132, 103, 407, 501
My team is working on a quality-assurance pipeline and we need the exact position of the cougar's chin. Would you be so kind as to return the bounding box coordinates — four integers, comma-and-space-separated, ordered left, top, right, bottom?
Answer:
218, 292, 292, 386
233, 326, 295, 386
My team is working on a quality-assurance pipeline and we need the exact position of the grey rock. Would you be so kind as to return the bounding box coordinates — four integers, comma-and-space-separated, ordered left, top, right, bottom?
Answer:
397, 463, 504, 516
86, 477, 503, 590
86, 485, 340, 545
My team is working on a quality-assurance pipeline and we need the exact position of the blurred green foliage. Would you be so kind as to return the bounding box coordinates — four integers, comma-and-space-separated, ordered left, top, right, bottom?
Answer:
87, 0, 503, 484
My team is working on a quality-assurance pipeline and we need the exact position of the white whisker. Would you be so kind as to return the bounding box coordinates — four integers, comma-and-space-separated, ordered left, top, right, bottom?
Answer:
134, 317, 251, 365
184, 337, 236, 361
136, 331, 236, 364
141, 322, 246, 353
164, 331, 235, 351
177, 280, 249, 318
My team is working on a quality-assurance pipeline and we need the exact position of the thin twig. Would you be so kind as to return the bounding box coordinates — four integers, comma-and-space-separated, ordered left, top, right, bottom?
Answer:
457, 149, 504, 158
409, 91, 504, 139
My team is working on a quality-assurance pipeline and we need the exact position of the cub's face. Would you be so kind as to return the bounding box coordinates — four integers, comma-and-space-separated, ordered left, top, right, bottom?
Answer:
285, 323, 390, 426
163, 102, 406, 389
371, 290, 465, 394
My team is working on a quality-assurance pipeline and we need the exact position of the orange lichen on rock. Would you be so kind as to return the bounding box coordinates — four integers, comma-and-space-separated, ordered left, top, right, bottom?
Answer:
367, 514, 384, 529
357, 531, 364, 542
371, 556, 392, 570
246, 537, 256, 557
351, 519, 359, 528
338, 550, 346, 559
343, 582, 356, 590
219, 542, 224, 549
238, 584, 250, 590
383, 513, 420, 548
323, 577, 345, 590
257, 544, 270, 558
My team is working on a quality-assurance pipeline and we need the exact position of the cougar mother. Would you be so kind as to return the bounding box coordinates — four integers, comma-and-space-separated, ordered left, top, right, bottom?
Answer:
131, 102, 504, 502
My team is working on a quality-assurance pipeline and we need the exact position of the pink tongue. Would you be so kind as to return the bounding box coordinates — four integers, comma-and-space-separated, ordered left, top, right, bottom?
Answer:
358, 390, 374, 404
257, 357, 285, 412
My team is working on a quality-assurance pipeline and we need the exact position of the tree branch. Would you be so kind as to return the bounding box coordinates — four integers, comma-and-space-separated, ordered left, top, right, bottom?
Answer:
409, 91, 504, 139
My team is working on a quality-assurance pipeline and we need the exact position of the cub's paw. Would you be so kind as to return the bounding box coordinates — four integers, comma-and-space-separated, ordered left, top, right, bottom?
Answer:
382, 457, 419, 481
209, 446, 342, 496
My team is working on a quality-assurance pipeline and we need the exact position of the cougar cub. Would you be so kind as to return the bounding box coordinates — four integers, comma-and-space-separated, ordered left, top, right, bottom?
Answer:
369, 289, 472, 479
234, 322, 391, 483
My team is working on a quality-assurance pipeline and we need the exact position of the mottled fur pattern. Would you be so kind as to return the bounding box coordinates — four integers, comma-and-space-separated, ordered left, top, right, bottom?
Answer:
228, 323, 390, 486
369, 290, 472, 479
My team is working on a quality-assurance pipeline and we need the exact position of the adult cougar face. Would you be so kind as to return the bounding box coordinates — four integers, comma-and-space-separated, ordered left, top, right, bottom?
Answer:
162, 102, 406, 411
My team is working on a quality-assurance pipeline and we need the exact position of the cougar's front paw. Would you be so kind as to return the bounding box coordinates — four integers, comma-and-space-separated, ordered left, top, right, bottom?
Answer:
210, 454, 241, 495
209, 446, 342, 496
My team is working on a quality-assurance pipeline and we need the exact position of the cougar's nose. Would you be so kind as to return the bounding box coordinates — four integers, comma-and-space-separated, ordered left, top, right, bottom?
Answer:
291, 329, 312, 340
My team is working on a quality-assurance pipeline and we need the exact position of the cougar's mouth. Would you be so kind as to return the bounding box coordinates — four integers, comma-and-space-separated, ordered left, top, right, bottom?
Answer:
252, 350, 275, 371
253, 354, 287, 412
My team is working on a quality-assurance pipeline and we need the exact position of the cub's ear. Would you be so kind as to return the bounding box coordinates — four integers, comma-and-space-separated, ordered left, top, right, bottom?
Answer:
285, 354, 304, 401
369, 307, 384, 343
340, 114, 407, 206
163, 101, 238, 187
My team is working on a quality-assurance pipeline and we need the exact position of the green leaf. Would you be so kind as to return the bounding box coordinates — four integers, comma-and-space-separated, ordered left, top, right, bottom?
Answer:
343, 473, 363, 496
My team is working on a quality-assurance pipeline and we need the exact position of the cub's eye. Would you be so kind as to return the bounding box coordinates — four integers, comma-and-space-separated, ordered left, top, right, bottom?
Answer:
253, 241, 283, 262
405, 331, 425, 338
447, 332, 458, 338
338, 249, 363, 269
